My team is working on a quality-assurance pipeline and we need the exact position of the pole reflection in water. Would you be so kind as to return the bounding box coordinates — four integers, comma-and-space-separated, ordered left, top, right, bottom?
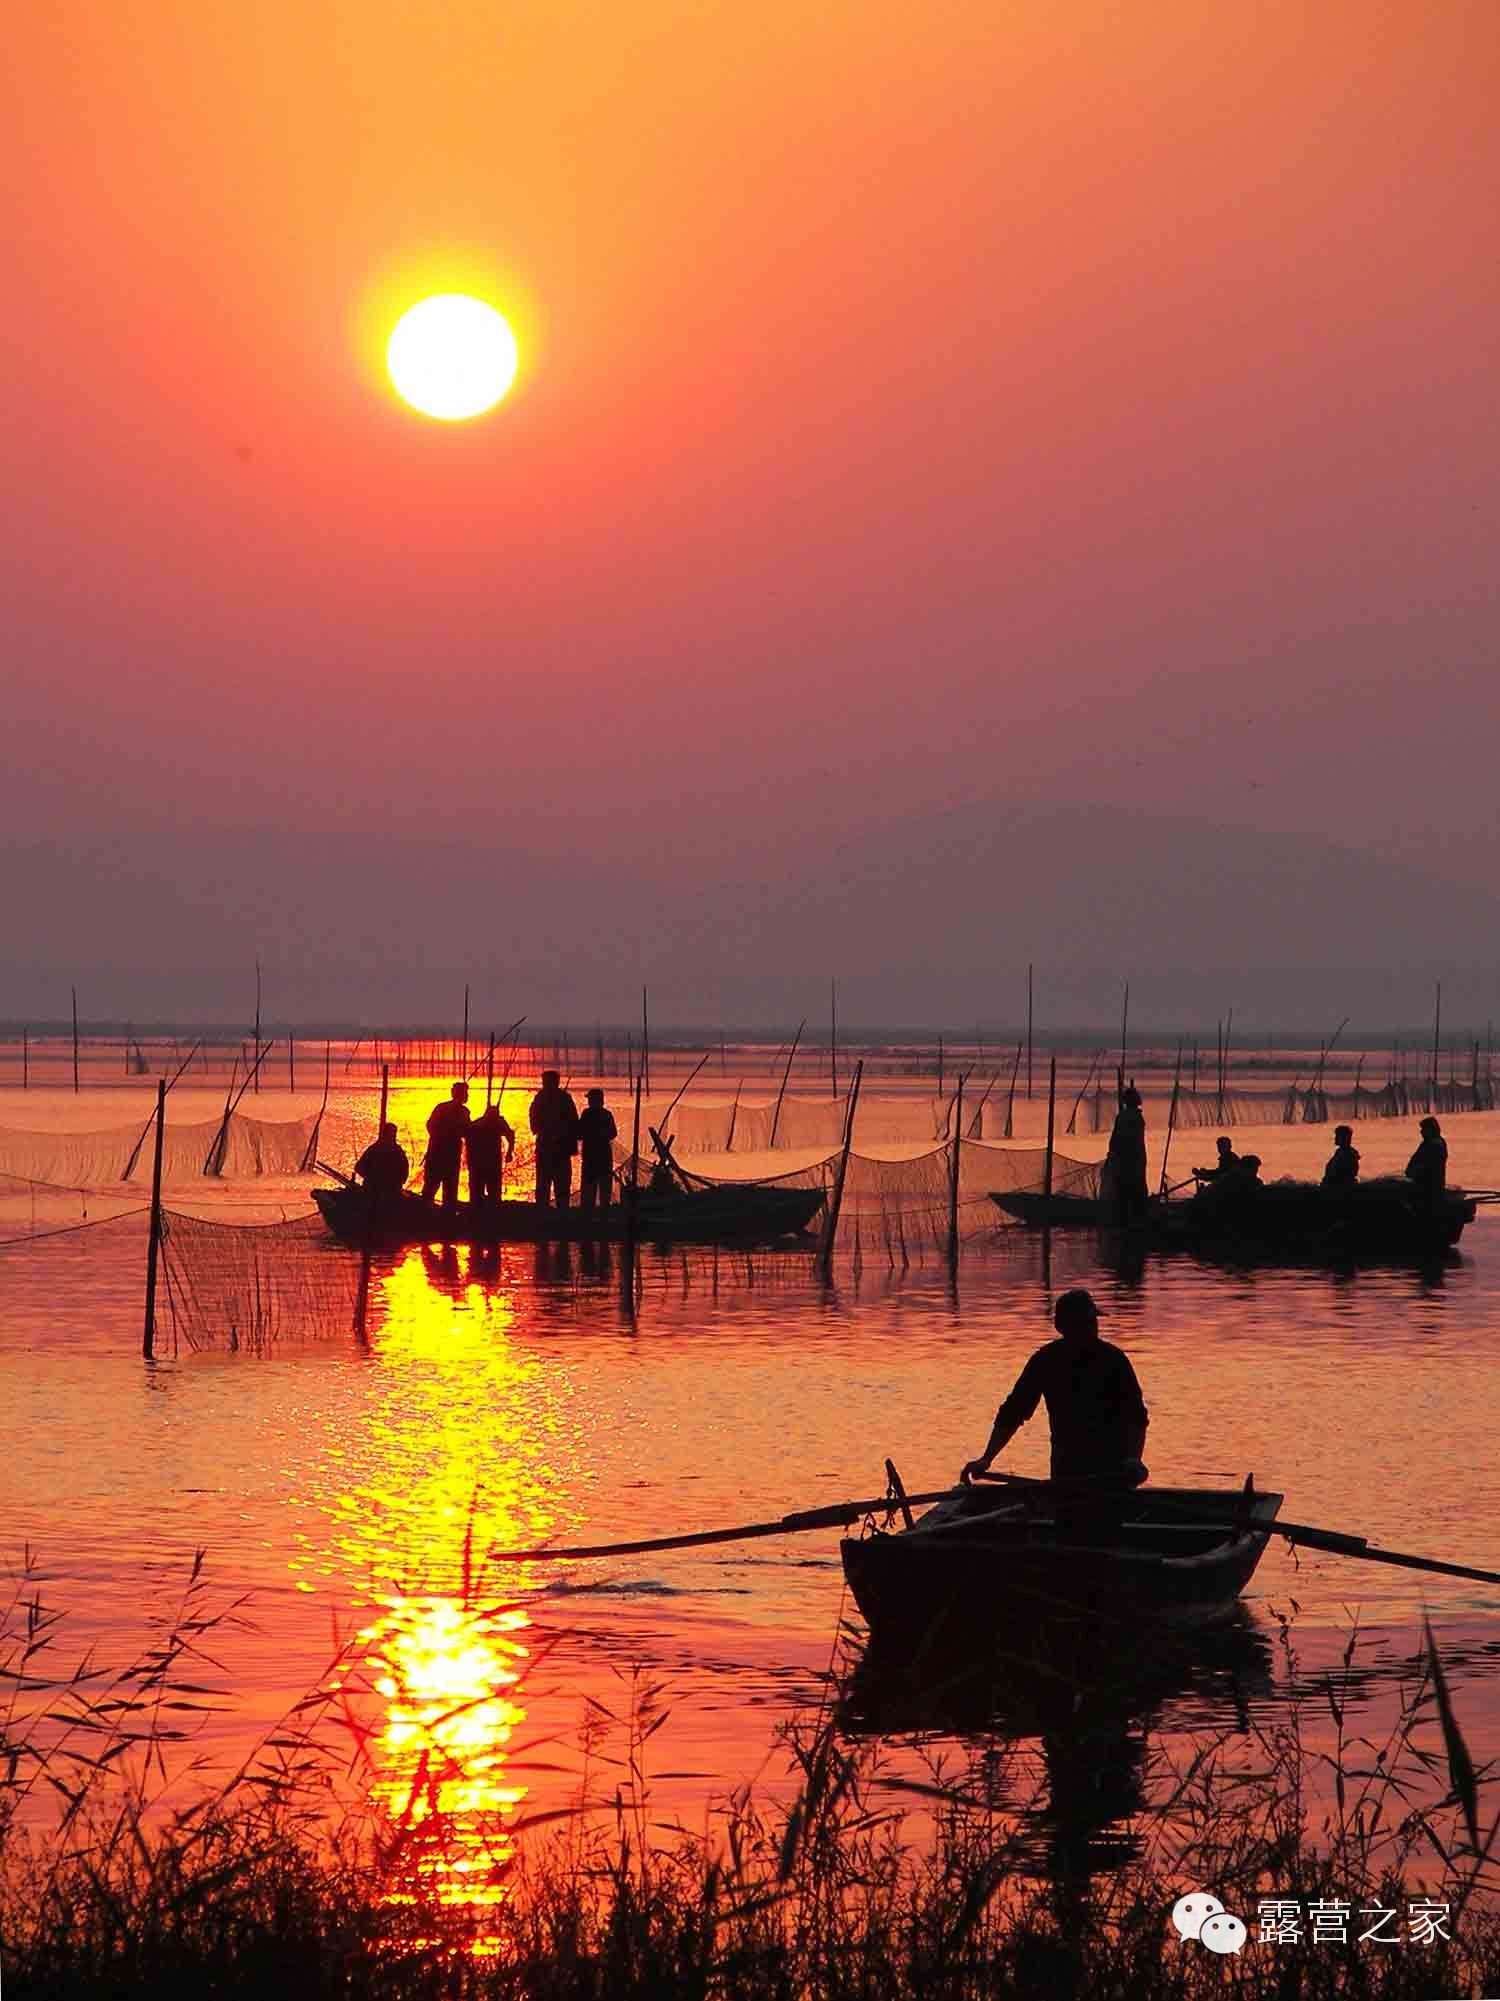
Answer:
315, 1244, 584, 1927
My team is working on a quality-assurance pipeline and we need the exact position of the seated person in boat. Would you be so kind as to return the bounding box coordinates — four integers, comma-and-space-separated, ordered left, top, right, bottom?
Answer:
1197, 1152, 1263, 1208
529, 1070, 581, 1209
578, 1088, 618, 1218
958, 1288, 1148, 1544
466, 1102, 516, 1210
1405, 1116, 1448, 1205
422, 1082, 470, 1209
354, 1122, 409, 1203
1101, 1087, 1149, 1223
1322, 1124, 1360, 1190
1192, 1136, 1240, 1186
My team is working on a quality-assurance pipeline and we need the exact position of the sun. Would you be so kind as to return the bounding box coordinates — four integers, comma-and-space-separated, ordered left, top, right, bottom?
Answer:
386, 295, 518, 422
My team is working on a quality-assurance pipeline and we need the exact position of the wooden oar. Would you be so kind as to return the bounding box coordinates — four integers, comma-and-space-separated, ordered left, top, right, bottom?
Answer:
1271, 1521, 1500, 1588
490, 1488, 963, 1562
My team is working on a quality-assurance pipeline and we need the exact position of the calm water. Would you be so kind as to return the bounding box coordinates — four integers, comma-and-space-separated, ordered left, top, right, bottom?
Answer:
5, 1086, 1500, 1873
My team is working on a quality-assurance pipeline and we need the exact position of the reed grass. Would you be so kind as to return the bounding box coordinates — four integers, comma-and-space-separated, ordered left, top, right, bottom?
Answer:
3, 1556, 1500, 1998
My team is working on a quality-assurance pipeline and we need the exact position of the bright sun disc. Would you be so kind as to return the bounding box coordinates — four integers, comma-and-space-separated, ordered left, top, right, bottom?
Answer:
387, 295, 518, 421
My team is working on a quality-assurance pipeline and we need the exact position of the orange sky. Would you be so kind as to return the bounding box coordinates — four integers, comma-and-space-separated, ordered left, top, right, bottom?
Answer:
3, 2, 1498, 904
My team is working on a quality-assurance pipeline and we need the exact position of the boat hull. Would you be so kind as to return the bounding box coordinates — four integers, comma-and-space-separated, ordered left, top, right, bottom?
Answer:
840, 1485, 1283, 1659
990, 1180, 1474, 1258
313, 1182, 825, 1250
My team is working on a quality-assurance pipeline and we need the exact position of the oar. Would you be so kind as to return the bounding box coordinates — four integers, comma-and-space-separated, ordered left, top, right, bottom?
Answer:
1271, 1521, 1500, 1588
490, 1488, 963, 1562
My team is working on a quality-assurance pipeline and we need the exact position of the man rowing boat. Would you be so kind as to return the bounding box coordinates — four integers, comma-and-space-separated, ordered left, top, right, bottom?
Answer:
959, 1288, 1149, 1544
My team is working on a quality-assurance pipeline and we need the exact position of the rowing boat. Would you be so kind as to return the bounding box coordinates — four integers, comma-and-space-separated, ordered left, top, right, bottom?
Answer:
990, 1177, 1476, 1257
840, 1480, 1283, 1658
312, 1179, 826, 1250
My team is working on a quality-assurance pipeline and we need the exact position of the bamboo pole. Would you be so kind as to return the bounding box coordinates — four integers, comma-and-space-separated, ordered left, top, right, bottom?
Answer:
378, 1062, 390, 1135
462, 982, 470, 1079
1432, 980, 1442, 1104
71, 986, 79, 1093
1041, 1056, 1057, 1258
830, 977, 838, 1097
485, 1032, 496, 1108
287, 1033, 295, 1092
21, 1025, 27, 1089
1026, 964, 1033, 1100
1159, 1042, 1183, 1195
818, 1058, 863, 1278
946, 1070, 963, 1267
1119, 980, 1129, 1080
142, 1079, 166, 1360
641, 987, 650, 1097
1004, 1039, 1022, 1138
769, 1019, 805, 1148
253, 960, 261, 1093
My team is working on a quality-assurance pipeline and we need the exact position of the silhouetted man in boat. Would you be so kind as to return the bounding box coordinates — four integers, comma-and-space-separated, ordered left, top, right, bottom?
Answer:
1192, 1136, 1240, 1186
466, 1101, 516, 1210
1103, 1085, 1149, 1224
1406, 1116, 1448, 1207
1322, 1124, 1360, 1190
578, 1087, 618, 1220
529, 1069, 580, 1209
422, 1081, 470, 1210
959, 1289, 1149, 1546
354, 1122, 409, 1206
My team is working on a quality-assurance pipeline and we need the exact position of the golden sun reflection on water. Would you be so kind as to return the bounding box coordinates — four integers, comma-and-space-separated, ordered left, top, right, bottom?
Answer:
307, 1245, 586, 1925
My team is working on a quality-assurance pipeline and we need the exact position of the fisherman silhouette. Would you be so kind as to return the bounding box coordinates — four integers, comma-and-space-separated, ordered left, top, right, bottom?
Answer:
1406, 1116, 1448, 1206
422, 1081, 470, 1209
354, 1122, 409, 1204
959, 1289, 1149, 1546
1193, 1136, 1241, 1185
1102, 1085, 1149, 1224
577, 1087, 618, 1220
466, 1101, 516, 1210
529, 1069, 580, 1209
1322, 1124, 1360, 1190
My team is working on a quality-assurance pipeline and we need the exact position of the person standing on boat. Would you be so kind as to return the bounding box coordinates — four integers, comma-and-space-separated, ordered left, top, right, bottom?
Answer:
529, 1069, 580, 1209
1102, 1085, 1149, 1224
1405, 1116, 1448, 1206
422, 1081, 471, 1209
354, 1122, 409, 1206
577, 1087, 618, 1219
466, 1101, 517, 1210
958, 1288, 1149, 1545
1322, 1124, 1360, 1190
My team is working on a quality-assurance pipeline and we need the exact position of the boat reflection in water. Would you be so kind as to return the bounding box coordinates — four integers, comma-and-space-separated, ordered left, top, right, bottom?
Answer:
839, 1608, 1275, 1879
319, 1245, 582, 1932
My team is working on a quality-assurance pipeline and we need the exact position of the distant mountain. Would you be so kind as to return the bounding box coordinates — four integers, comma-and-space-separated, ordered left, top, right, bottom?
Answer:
2, 803, 1496, 1028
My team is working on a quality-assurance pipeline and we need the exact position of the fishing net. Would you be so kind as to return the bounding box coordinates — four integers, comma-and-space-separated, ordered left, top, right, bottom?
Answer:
0, 1110, 321, 1184
156, 1211, 361, 1355
0, 1169, 146, 1245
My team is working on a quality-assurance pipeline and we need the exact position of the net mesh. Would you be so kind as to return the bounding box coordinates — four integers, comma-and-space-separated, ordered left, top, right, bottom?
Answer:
0, 1111, 320, 1184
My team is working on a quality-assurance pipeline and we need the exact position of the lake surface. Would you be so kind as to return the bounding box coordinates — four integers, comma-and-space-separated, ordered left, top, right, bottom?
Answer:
5, 1082, 1500, 1879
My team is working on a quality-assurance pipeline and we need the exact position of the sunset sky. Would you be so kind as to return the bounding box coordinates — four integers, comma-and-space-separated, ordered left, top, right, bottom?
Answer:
3, 3, 1497, 1021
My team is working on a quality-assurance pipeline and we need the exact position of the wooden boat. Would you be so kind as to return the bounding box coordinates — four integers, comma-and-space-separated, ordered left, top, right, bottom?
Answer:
840, 1480, 1283, 1659
313, 1179, 826, 1250
991, 1176, 1475, 1257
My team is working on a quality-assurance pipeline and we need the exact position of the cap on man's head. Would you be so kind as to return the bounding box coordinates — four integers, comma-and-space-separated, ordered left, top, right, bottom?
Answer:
1053, 1288, 1100, 1333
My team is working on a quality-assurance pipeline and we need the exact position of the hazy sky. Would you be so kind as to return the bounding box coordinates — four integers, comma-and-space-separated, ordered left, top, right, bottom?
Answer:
4, 3, 1497, 994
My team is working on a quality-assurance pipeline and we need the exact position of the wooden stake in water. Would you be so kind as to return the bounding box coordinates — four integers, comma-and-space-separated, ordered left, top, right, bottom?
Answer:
143, 1078, 166, 1360
1041, 1056, 1057, 1259
72, 985, 79, 1094
770, 1020, 805, 1148
1159, 1041, 1183, 1195
21, 1024, 27, 1090
819, 1058, 863, 1279
1026, 964, 1033, 1101
378, 1061, 390, 1136
288, 1033, 295, 1092
253, 960, 261, 1094
1119, 980, 1129, 1080
462, 983, 470, 1078
830, 977, 838, 1097
641, 987, 651, 1097
1432, 979, 1442, 1106
947, 1071, 964, 1267
485, 1032, 496, 1108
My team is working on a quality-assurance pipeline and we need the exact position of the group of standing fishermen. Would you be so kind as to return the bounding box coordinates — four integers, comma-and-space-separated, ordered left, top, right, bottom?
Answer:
1100, 1079, 1452, 1221
354, 1073, 621, 1215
